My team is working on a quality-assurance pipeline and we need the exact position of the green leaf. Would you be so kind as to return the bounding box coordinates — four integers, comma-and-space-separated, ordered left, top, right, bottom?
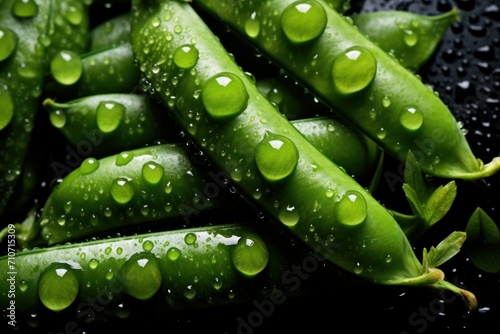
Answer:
423, 180, 457, 226
404, 150, 434, 203
402, 183, 424, 217
465, 207, 500, 244
466, 244, 500, 273
426, 231, 466, 268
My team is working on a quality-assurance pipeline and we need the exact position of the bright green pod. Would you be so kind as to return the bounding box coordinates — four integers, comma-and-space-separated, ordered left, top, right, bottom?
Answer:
28, 144, 240, 246
193, 0, 500, 180
42, 93, 179, 157
0, 0, 53, 217
351, 8, 460, 72
130, 0, 473, 302
0, 222, 343, 327
43, 43, 143, 100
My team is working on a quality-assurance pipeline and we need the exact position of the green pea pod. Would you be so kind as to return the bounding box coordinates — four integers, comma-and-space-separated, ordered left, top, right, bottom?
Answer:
351, 8, 460, 72
31, 144, 243, 246
193, 0, 500, 180
0, 222, 349, 327
0, 0, 54, 217
43, 42, 142, 100
89, 11, 131, 51
42, 93, 179, 157
46, 0, 90, 58
130, 0, 476, 307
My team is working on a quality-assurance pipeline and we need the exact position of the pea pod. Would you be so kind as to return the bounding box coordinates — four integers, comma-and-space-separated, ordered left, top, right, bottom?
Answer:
89, 11, 131, 51
0, 0, 53, 217
42, 93, 179, 157
28, 143, 243, 247
1, 222, 347, 327
351, 8, 460, 71
43, 42, 142, 100
193, 0, 500, 180
130, 0, 476, 307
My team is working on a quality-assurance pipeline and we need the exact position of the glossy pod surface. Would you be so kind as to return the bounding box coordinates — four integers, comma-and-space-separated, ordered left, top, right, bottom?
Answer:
1, 223, 330, 324
37, 143, 239, 246
193, 0, 500, 180
131, 0, 425, 284
43, 93, 179, 157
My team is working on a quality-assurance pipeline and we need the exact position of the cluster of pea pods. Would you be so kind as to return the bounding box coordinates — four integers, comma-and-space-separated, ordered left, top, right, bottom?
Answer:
1, 0, 499, 332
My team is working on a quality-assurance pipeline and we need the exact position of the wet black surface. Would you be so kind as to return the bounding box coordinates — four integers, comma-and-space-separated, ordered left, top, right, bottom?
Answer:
4, 0, 500, 333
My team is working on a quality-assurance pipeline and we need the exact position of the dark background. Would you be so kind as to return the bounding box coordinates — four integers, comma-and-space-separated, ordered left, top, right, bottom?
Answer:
5, 0, 500, 333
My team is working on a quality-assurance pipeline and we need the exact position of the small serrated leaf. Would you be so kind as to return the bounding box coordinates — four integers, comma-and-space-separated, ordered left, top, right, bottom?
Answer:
424, 181, 457, 226
426, 231, 466, 268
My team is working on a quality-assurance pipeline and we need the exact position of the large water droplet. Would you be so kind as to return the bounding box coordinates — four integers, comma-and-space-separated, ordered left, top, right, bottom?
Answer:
50, 50, 83, 85
280, 0, 327, 44
244, 11, 260, 38
278, 204, 300, 227
122, 253, 162, 300
255, 132, 299, 182
38, 265, 79, 311
110, 177, 134, 204
49, 110, 67, 129
173, 44, 199, 69
184, 232, 197, 245
201, 72, 249, 120
61, 0, 84, 25
331, 46, 377, 95
96, 101, 125, 133
12, 0, 39, 18
116, 151, 134, 166
166, 247, 181, 261
231, 234, 269, 277
0, 28, 17, 62
399, 106, 423, 131
141, 161, 164, 185
80, 157, 99, 175
334, 190, 367, 226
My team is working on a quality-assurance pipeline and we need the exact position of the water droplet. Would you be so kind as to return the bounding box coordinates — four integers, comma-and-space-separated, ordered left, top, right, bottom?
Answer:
116, 151, 134, 166
19, 281, 29, 292
38, 265, 79, 311
255, 131, 299, 182
201, 72, 249, 120
381, 96, 391, 108
116, 247, 123, 255
0, 28, 17, 62
403, 29, 418, 46
278, 204, 300, 227
184, 232, 197, 245
231, 234, 269, 277
49, 110, 67, 129
88, 258, 99, 269
167, 247, 181, 261
50, 50, 83, 85
183, 285, 196, 300
334, 190, 367, 226
80, 157, 99, 175
12, 0, 39, 18
331, 46, 377, 95
122, 253, 162, 300
61, 0, 84, 25
96, 101, 125, 133
173, 44, 199, 69
399, 106, 423, 131
353, 262, 363, 274
280, 1, 327, 44
142, 240, 154, 251
141, 161, 164, 185
105, 268, 115, 280
0, 88, 14, 131
244, 11, 260, 38
110, 177, 134, 204
376, 127, 387, 139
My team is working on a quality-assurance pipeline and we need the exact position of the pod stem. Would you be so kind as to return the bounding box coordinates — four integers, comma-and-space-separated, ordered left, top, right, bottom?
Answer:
455, 157, 500, 180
